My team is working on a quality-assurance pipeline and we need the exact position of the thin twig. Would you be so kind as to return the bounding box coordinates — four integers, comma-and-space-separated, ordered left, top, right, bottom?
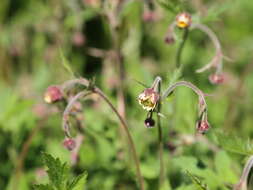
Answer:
13, 121, 44, 190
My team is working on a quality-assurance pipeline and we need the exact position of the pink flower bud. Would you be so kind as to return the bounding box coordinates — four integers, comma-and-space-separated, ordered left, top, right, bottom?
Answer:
209, 73, 224, 84
164, 35, 175, 44
72, 32, 86, 47
196, 120, 210, 134
44, 86, 63, 104
63, 138, 76, 151
142, 11, 157, 22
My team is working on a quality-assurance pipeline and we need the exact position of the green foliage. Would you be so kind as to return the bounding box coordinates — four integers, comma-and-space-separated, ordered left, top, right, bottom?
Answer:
185, 170, 209, 190
34, 153, 87, 190
1, 0, 253, 189
216, 131, 253, 155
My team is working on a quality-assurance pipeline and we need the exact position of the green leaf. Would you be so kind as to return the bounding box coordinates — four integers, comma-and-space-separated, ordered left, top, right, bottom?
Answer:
59, 48, 75, 77
33, 184, 54, 190
67, 172, 88, 190
42, 153, 69, 189
185, 170, 209, 190
156, 0, 179, 14
216, 131, 253, 155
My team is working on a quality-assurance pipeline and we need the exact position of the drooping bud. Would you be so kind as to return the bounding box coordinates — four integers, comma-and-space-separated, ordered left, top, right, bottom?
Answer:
138, 88, 159, 111
209, 73, 224, 84
63, 138, 76, 151
142, 10, 158, 22
144, 117, 155, 128
44, 86, 63, 103
196, 120, 210, 134
164, 35, 175, 44
176, 12, 192, 29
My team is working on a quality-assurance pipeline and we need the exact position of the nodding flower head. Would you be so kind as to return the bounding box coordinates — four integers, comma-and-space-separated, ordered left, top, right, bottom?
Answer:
196, 119, 210, 134
209, 73, 225, 85
44, 86, 63, 103
138, 88, 159, 111
63, 138, 76, 151
176, 12, 192, 29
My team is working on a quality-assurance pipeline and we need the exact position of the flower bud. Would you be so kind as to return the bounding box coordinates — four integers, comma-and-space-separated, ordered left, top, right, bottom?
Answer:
138, 88, 159, 111
164, 35, 175, 44
142, 11, 158, 22
72, 32, 86, 47
44, 86, 63, 104
176, 12, 192, 29
63, 138, 76, 151
209, 73, 224, 84
144, 118, 155, 128
196, 120, 210, 134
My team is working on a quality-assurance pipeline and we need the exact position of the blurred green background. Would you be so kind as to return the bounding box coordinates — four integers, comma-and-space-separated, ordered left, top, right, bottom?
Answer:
1, 0, 253, 189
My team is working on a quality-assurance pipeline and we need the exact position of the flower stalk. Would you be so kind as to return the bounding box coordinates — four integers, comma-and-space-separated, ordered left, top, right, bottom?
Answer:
58, 78, 145, 190
234, 156, 253, 190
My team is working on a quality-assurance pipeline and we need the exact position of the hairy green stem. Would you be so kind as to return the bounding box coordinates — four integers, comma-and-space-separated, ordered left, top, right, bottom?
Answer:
176, 28, 189, 68
156, 79, 165, 188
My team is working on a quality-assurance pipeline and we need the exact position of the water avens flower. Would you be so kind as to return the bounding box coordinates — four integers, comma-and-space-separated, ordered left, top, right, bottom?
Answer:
44, 86, 63, 103
138, 88, 159, 111
176, 12, 192, 28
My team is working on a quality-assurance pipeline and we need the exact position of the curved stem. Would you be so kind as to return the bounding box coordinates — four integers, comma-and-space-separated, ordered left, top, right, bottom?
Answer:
190, 23, 223, 73
191, 23, 221, 50
176, 28, 189, 68
94, 88, 145, 190
234, 156, 253, 190
62, 91, 92, 137
61, 78, 144, 189
162, 81, 207, 115
156, 79, 165, 188
162, 81, 207, 105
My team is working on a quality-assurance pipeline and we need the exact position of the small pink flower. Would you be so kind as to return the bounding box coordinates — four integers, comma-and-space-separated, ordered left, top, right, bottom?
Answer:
63, 138, 76, 151
44, 86, 63, 103
209, 73, 224, 84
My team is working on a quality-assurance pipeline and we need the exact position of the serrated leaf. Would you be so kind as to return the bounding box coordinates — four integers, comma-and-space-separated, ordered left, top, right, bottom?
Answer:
33, 184, 54, 190
215, 131, 253, 155
185, 170, 209, 190
67, 172, 88, 190
42, 153, 69, 189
